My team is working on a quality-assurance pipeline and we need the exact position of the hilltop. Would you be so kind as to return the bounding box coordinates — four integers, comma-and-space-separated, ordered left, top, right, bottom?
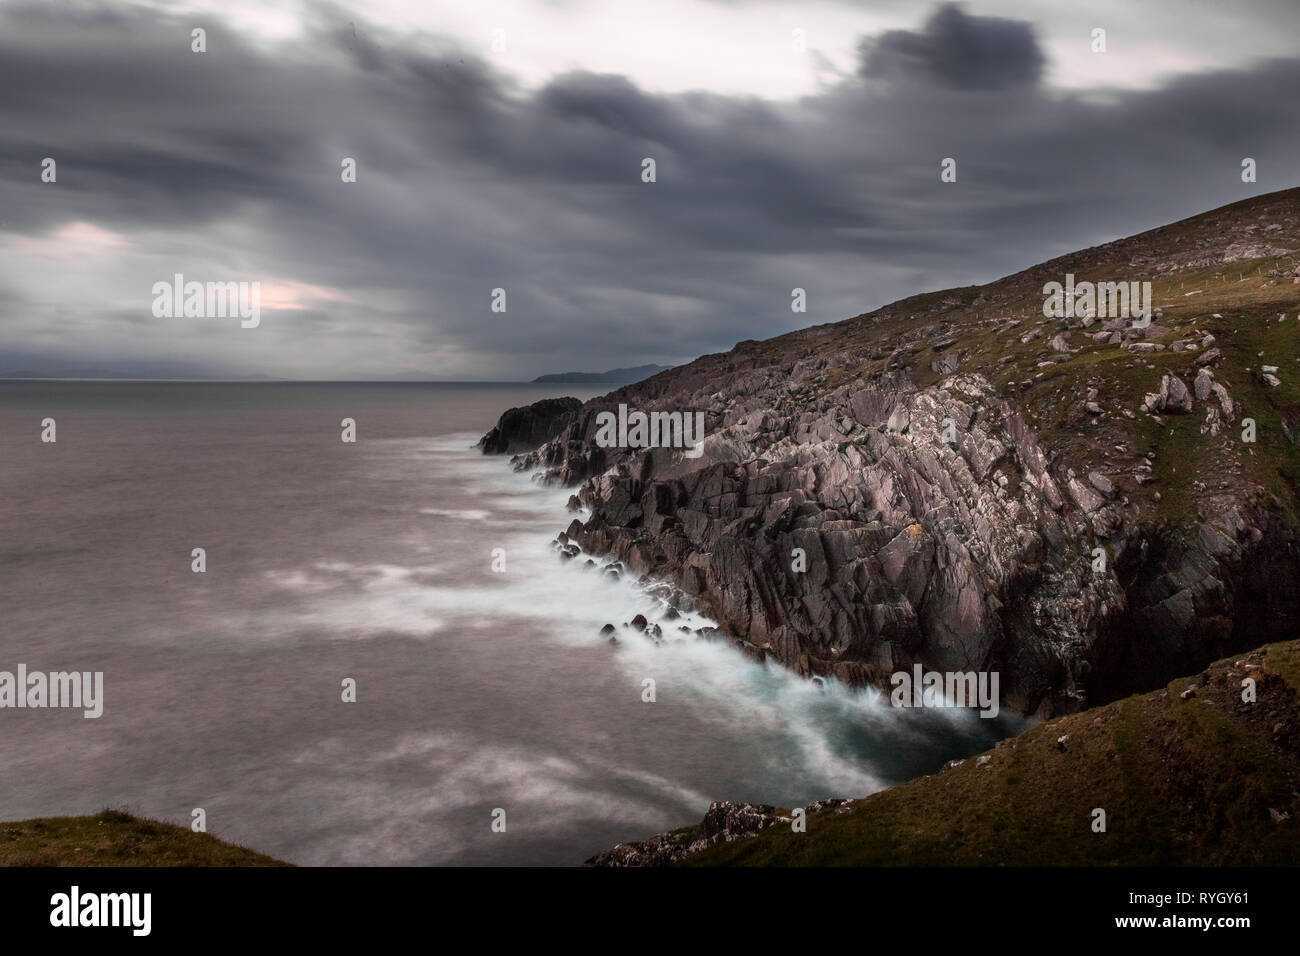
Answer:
0, 810, 289, 866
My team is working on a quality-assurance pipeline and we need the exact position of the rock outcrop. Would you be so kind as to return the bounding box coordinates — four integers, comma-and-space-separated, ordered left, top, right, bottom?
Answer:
482, 188, 1300, 718
476, 396, 581, 454
585, 799, 853, 866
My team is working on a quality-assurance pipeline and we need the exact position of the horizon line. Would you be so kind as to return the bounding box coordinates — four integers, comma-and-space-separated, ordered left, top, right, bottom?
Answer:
0, 377, 617, 385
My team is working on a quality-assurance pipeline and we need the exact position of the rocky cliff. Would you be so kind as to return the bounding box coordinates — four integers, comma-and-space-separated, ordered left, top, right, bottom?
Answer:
477, 396, 582, 454
482, 188, 1300, 718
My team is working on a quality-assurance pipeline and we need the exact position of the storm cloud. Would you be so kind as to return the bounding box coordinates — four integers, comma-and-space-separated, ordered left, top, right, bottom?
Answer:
1, 0, 1298, 379
860, 3, 1045, 89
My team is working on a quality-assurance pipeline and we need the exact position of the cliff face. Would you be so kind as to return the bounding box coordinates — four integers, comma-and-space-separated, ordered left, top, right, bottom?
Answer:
483, 189, 1300, 717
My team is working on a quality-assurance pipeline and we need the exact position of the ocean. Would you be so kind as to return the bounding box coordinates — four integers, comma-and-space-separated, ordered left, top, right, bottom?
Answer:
0, 381, 1023, 865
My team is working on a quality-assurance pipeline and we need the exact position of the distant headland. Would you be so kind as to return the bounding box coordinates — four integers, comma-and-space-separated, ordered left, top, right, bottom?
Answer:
532, 364, 671, 385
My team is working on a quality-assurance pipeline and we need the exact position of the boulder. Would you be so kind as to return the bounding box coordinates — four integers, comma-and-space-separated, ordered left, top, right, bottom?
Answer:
1158, 374, 1193, 413
1194, 367, 1214, 402
1195, 348, 1221, 367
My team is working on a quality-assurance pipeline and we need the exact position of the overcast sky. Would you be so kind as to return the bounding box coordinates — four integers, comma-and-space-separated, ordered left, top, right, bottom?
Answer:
2, 0, 1298, 380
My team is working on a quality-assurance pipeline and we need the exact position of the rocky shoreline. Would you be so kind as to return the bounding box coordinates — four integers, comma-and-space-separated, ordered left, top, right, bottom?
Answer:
481, 189, 1300, 721
583, 799, 854, 867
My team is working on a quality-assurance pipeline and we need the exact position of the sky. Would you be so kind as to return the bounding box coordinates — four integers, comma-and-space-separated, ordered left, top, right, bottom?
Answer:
1, 0, 1298, 380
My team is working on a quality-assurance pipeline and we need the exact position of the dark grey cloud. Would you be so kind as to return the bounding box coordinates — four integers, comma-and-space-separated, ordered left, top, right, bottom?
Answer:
1, 1, 1299, 380
860, 3, 1044, 89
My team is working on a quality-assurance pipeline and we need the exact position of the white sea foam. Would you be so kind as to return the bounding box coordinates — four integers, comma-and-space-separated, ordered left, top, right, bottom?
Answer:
0, 386, 1024, 866
248, 434, 1022, 827
418, 508, 491, 520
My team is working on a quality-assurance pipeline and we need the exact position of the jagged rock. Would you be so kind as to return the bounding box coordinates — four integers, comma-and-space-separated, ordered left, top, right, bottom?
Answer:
585, 798, 854, 866
486, 192, 1300, 721
932, 352, 961, 375
1194, 367, 1215, 401
1210, 382, 1236, 421
695, 802, 780, 844
806, 797, 854, 814
478, 396, 582, 454
585, 801, 786, 866
489, 356, 1289, 715
1196, 348, 1222, 367
1089, 472, 1114, 497
1158, 374, 1193, 413
1223, 242, 1292, 262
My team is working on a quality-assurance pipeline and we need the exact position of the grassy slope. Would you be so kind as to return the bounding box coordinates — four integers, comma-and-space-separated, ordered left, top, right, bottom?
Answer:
0, 810, 289, 866
685, 640, 1300, 865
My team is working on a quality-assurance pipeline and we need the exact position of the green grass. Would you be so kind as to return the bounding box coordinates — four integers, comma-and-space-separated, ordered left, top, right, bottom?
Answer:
678, 640, 1300, 866
0, 809, 290, 866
